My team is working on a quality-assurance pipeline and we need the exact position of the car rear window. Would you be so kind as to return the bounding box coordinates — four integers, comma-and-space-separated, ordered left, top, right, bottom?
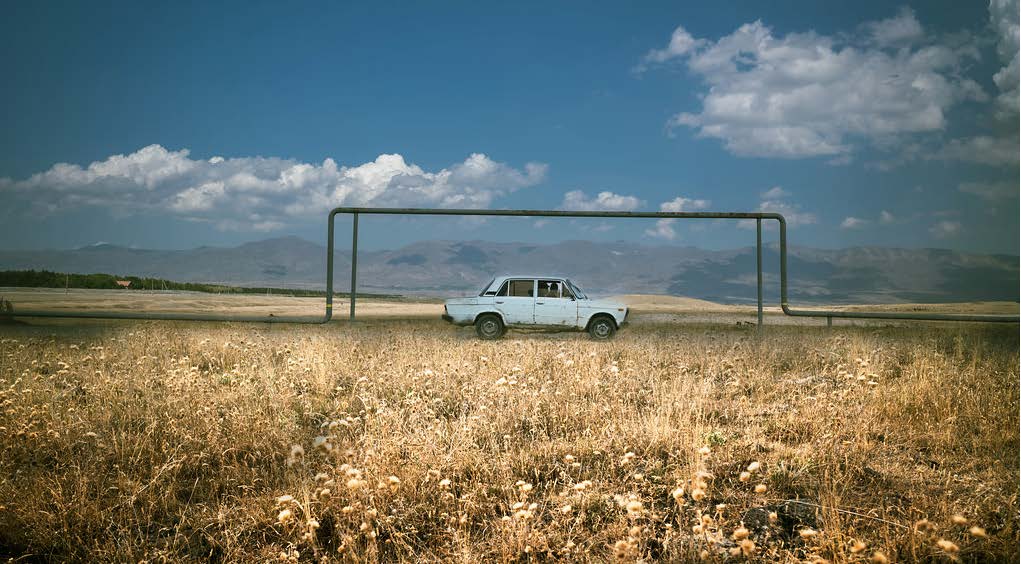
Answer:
507, 280, 533, 297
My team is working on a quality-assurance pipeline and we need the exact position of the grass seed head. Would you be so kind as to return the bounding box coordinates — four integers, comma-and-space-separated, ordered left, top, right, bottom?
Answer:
936, 539, 959, 553
969, 525, 987, 538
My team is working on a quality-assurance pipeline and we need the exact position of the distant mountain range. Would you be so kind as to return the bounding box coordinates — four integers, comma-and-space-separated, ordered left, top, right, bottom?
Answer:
0, 236, 1017, 304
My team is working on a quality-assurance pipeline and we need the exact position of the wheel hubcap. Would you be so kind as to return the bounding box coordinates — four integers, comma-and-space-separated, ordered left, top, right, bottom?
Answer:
595, 323, 609, 337
483, 320, 497, 335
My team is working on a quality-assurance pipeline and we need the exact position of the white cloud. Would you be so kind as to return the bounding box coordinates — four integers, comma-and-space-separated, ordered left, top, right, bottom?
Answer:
658, 196, 710, 212
879, 210, 896, 224
0, 145, 547, 231
958, 181, 1018, 200
931, 135, 1020, 166
644, 196, 711, 239
560, 190, 644, 211
641, 27, 705, 66
643, 10, 987, 158
929, 220, 962, 238
866, 7, 924, 46
990, 0, 1019, 120
738, 190, 817, 229
761, 186, 789, 199
840, 216, 868, 229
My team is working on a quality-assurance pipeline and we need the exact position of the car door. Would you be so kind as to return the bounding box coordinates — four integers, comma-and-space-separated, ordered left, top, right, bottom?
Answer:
533, 279, 578, 326
494, 279, 535, 325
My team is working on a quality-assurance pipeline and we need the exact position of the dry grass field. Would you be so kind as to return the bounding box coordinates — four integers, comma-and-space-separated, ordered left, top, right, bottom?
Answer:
0, 295, 1017, 562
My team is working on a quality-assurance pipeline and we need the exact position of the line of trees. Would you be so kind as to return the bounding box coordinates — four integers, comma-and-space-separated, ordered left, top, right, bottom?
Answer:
0, 270, 397, 298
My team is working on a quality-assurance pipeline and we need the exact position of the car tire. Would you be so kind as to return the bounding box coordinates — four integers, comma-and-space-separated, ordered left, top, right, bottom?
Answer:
475, 313, 505, 340
588, 315, 616, 340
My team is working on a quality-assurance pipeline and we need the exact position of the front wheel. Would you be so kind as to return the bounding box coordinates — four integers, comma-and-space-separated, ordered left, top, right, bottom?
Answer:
475, 313, 505, 340
588, 316, 616, 340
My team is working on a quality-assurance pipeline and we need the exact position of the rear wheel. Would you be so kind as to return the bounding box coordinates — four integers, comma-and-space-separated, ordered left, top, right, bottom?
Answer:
475, 313, 505, 340
588, 315, 616, 340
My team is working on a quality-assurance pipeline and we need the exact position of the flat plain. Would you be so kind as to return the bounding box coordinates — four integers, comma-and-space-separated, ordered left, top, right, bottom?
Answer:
0, 290, 1017, 561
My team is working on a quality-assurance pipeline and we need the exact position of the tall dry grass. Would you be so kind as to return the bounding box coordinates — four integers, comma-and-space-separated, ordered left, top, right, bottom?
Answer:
0, 320, 1017, 561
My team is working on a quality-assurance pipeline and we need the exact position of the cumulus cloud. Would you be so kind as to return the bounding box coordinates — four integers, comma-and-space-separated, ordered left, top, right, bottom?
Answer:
761, 186, 789, 199
738, 188, 817, 229
958, 180, 1018, 200
879, 210, 896, 224
645, 196, 711, 239
990, 0, 1019, 120
0, 145, 547, 231
840, 216, 869, 229
559, 190, 645, 211
931, 135, 1020, 166
643, 9, 987, 159
929, 220, 962, 238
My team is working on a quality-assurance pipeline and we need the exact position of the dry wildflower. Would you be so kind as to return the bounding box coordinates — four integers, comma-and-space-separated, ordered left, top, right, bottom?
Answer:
701, 514, 714, 527
563, 454, 575, 463
560, 504, 573, 514
871, 552, 889, 564
439, 478, 451, 489
740, 538, 756, 555
850, 539, 866, 553
276, 494, 295, 505
700, 549, 710, 560
691, 487, 706, 501
621, 451, 636, 464
318, 488, 331, 500
625, 500, 644, 517
754, 483, 768, 494
346, 478, 366, 490
698, 446, 711, 456
387, 475, 401, 490
277, 509, 293, 524
936, 539, 959, 553
573, 480, 592, 491
307, 519, 319, 529
612, 540, 632, 560
739, 471, 751, 482
969, 525, 987, 538
747, 461, 761, 472
951, 514, 968, 525
286, 444, 304, 467
517, 481, 533, 493
312, 436, 332, 452
671, 487, 685, 503
732, 526, 750, 540
914, 518, 934, 531
800, 528, 818, 539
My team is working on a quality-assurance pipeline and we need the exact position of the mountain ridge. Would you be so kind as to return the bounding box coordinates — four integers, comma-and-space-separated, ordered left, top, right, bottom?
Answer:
1, 237, 1016, 304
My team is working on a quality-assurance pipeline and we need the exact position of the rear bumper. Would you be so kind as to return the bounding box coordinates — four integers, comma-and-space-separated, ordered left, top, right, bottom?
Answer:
441, 313, 454, 323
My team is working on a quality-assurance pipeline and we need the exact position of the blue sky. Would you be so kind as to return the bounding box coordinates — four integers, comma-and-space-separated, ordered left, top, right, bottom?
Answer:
0, 1, 1017, 253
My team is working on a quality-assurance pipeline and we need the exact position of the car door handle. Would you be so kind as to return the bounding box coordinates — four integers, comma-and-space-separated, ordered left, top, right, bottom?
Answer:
535, 301, 544, 305
495, 300, 504, 304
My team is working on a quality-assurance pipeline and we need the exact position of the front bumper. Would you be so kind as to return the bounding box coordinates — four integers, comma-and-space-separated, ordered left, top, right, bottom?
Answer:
442, 313, 454, 323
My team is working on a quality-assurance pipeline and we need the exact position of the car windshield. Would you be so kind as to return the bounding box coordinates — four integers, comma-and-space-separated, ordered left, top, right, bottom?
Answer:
565, 279, 587, 299
478, 278, 496, 296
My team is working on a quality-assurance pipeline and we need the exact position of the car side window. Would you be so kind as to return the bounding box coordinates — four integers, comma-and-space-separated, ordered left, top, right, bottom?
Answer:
561, 283, 575, 299
539, 280, 562, 298
496, 281, 509, 297
509, 279, 533, 297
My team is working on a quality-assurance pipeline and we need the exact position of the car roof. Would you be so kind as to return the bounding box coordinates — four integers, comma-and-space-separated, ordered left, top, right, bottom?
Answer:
492, 275, 570, 281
